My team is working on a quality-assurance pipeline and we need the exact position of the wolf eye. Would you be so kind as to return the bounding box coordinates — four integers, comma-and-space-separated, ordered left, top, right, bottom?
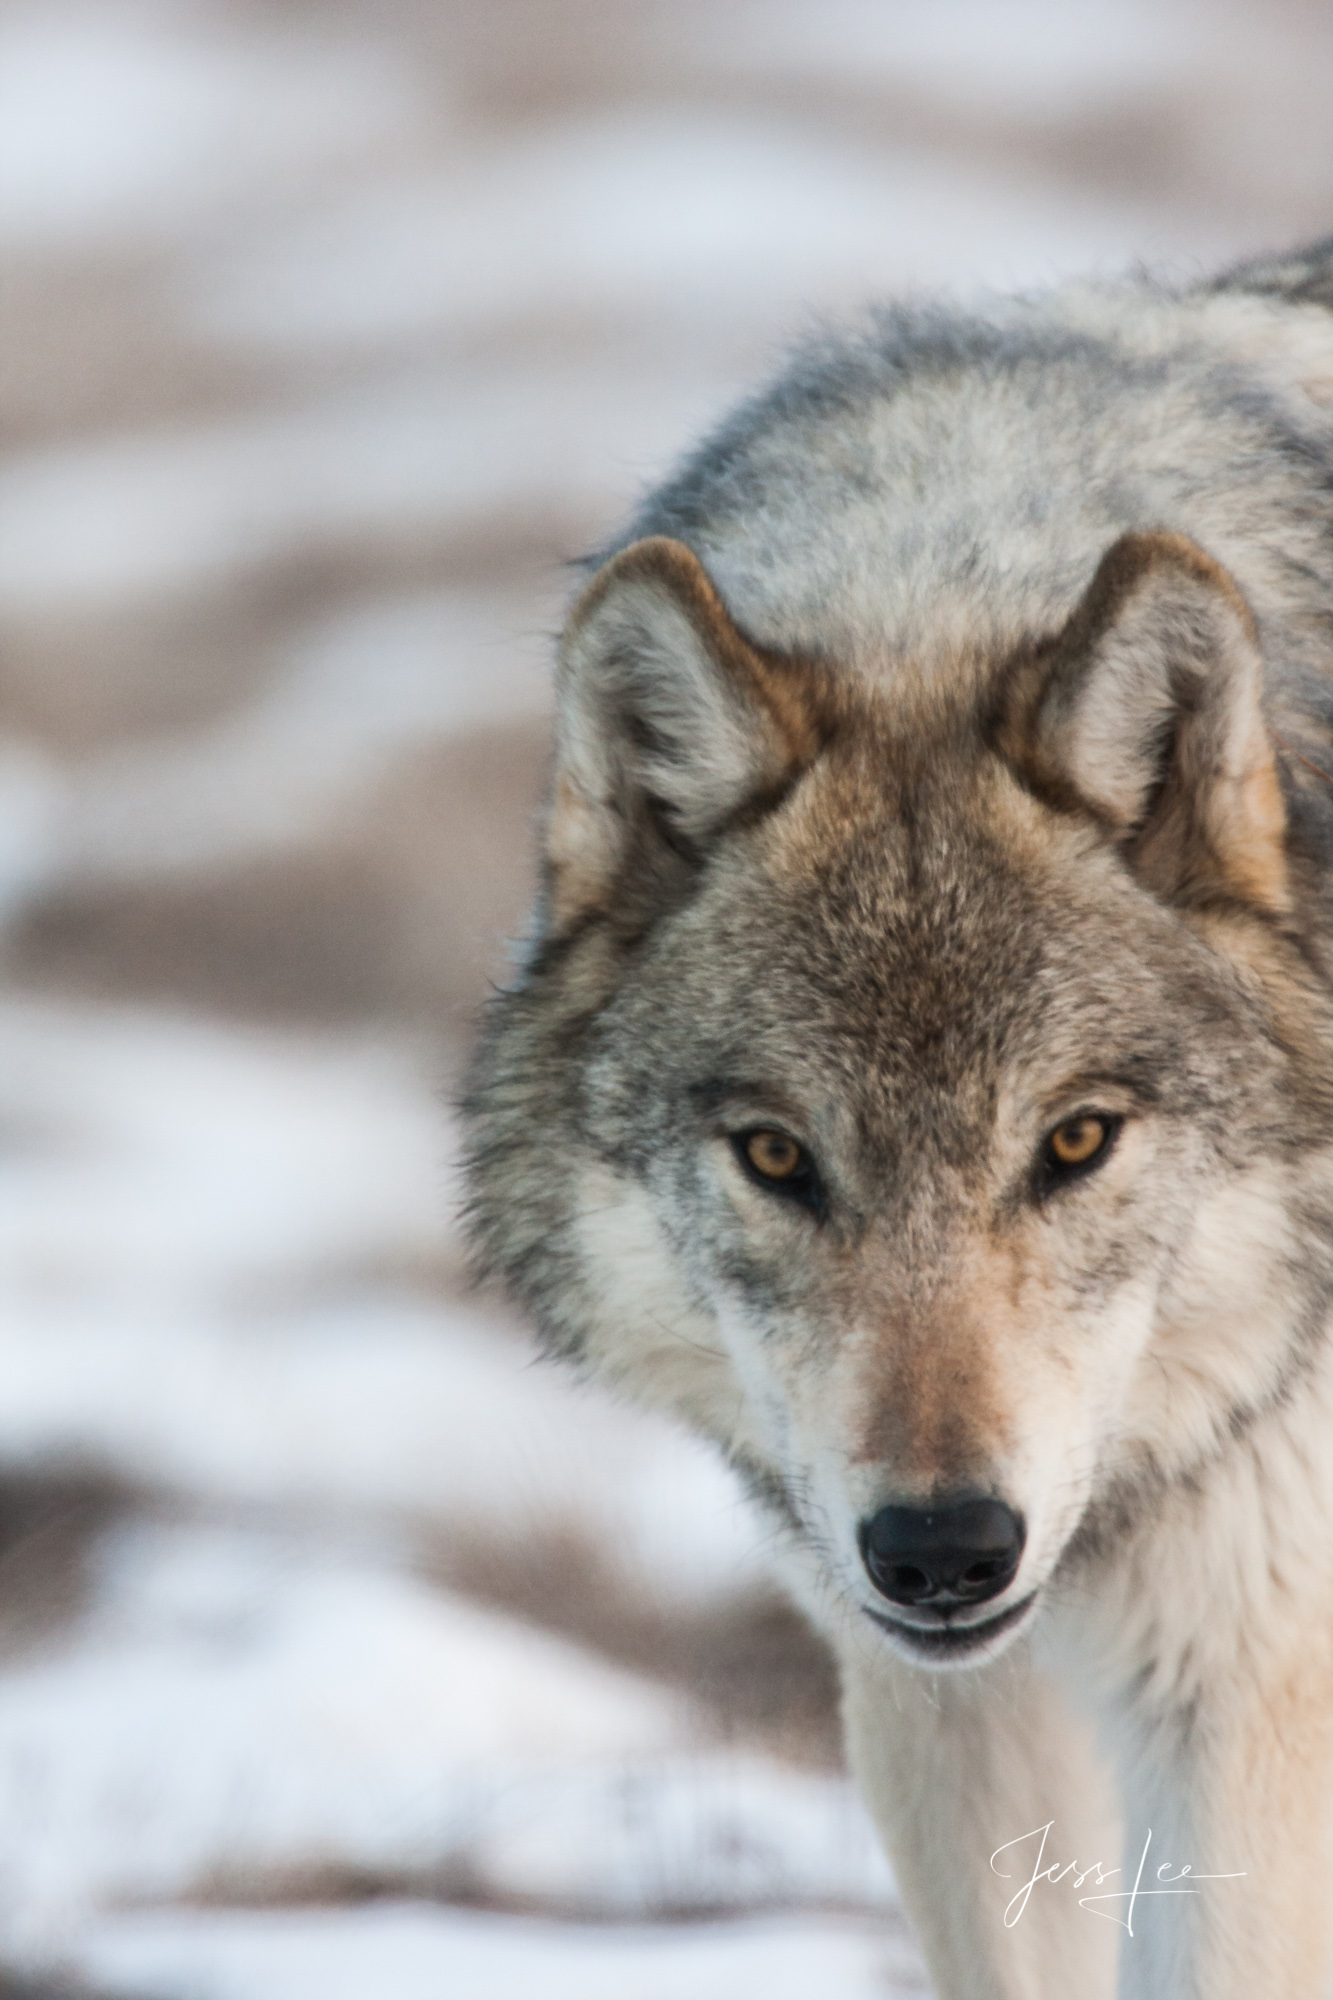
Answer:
745, 1130, 803, 1180
1038, 1113, 1121, 1192
1050, 1116, 1106, 1166
732, 1128, 825, 1217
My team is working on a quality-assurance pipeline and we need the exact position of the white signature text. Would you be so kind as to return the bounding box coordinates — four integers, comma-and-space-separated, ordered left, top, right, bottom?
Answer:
990, 1822, 1245, 1935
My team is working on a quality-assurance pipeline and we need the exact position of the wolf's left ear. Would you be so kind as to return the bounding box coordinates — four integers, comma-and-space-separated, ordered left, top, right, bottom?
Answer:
1000, 531, 1290, 915
545, 537, 823, 929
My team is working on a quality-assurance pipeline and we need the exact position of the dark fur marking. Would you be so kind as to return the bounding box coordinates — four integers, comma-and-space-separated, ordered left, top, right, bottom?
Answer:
726, 1451, 809, 1542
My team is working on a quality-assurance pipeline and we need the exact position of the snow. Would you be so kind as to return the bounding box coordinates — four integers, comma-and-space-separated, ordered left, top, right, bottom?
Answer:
43, 587, 553, 881
0, 360, 740, 611
467, 1752, 893, 1917
0, 5, 422, 248
713, 0, 1194, 118
0, 1521, 683, 1953
186, 107, 1201, 356
0, 999, 769, 1605
0, 1002, 447, 1304
0, 741, 64, 920
64, 1905, 925, 2000
0, 1512, 897, 1961
0, 1292, 772, 1600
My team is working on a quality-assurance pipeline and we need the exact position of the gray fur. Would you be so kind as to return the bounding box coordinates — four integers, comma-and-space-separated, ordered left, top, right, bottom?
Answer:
463, 241, 1333, 1998
619, 252, 1333, 712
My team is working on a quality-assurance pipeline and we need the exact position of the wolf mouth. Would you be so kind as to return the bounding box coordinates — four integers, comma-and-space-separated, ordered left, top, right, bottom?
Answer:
865, 1591, 1038, 1661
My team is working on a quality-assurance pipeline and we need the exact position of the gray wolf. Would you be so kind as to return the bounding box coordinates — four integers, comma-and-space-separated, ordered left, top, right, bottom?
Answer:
463, 239, 1333, 1997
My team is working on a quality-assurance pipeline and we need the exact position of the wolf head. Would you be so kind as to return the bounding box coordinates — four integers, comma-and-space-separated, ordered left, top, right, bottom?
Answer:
464, 529, 1333, 1668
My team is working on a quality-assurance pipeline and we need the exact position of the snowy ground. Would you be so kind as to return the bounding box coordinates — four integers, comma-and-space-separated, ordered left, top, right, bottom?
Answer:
2, 1, 1331, 1994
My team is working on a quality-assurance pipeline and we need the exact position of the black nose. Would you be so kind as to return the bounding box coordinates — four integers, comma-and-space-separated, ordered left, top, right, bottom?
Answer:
860, 1498, 1025, 1608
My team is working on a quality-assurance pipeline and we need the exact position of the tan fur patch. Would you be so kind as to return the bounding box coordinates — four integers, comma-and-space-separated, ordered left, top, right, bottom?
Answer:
842, 1246, 1019, 1498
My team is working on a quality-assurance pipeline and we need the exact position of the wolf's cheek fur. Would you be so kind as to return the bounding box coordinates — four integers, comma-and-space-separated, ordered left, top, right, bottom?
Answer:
568, 1163, 748, 1443
1121, 1160, 1318, 1476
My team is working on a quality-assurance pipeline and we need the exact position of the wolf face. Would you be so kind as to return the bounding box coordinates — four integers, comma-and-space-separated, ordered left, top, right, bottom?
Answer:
465, 524, 1333, 1671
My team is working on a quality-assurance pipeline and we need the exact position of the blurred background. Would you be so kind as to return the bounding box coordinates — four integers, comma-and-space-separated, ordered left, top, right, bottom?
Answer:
1, 2, 1331, 1995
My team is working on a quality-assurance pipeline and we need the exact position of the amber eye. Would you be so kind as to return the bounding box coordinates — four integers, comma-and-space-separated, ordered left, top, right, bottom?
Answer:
731, 1127, 826, 1218
1049, 1116, 1107, 1166
1039, 1112, 1121, 1193
744, 1129, 804, 1180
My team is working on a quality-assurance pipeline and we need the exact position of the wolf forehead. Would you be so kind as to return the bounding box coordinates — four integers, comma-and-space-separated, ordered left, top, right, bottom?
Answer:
584, 750, 1252, 1143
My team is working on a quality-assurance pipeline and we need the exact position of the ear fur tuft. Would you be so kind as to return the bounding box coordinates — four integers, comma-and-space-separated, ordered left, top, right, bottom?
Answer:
1000, 530, 1290, 917
545, 537, 822, 929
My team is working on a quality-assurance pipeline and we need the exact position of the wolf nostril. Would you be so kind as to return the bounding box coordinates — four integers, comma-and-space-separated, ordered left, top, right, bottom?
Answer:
885, 1563, 931, 1599
860, 1498, 1026, 1608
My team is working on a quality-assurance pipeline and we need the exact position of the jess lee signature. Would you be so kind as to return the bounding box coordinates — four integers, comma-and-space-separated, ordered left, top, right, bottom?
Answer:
990, 1823, 1246, 1935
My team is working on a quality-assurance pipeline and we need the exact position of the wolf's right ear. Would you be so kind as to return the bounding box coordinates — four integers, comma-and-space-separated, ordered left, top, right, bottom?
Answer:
544, 537, 823, 929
